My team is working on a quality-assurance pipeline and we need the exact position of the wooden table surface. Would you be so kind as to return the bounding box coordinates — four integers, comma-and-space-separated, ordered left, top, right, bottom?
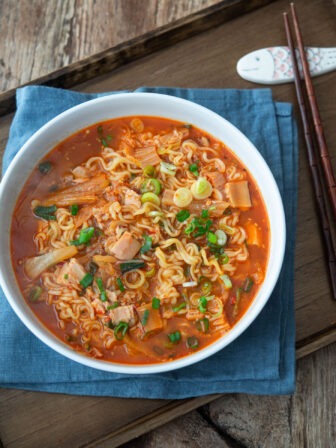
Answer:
0, 1, 335, 447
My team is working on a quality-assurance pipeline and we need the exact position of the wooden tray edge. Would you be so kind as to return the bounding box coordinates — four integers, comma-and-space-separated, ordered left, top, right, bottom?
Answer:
0, 0, 276, 117
83, 326, 336, 447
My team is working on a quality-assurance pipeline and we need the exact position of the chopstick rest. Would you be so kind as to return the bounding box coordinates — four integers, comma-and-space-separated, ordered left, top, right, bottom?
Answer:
236, 46, 336, 84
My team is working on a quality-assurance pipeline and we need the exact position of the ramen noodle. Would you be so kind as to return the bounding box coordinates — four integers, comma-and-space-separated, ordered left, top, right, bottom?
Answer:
11, 117, 269, 364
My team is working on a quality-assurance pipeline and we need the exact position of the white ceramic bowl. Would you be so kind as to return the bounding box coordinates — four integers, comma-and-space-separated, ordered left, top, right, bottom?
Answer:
0, 93, 285, 374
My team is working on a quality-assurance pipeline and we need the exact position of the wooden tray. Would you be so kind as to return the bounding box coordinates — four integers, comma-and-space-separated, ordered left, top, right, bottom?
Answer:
0, 0, 335, 446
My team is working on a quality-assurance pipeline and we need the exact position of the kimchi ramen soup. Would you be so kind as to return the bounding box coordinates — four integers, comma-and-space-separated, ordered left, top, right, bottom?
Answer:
11, 117, 270, 364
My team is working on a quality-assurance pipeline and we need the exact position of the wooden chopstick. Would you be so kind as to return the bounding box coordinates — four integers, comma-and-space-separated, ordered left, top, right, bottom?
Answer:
290, 3, 336, 221
283, 9, 336, 300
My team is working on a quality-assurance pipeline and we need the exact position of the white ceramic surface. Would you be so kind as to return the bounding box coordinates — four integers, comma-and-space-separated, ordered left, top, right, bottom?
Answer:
0, 93, 286, 374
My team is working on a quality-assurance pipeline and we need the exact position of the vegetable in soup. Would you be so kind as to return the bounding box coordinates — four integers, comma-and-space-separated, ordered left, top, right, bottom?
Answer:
11, 116, 269, 364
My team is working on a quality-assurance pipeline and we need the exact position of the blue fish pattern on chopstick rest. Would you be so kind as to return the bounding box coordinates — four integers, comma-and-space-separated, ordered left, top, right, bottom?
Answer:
236, 46, 336, 84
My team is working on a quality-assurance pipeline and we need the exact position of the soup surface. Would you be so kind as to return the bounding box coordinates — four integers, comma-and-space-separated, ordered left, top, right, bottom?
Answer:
11, 116, 269, 364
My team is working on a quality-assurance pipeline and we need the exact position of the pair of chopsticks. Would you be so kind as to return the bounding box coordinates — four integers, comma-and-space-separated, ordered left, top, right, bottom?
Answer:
283, 3, 336, 300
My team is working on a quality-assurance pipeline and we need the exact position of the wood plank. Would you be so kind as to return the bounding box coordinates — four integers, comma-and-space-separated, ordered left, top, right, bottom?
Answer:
0, 1, 335, 447
0, 0, 221, 93
0, 0, 275, 116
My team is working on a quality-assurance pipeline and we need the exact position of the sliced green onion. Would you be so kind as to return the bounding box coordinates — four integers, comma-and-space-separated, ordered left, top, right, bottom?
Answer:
243, 276, 254, 293
173, 302, 187, 312
116, 277, 125, 292
176, 210, 190, 222
219, 253, 229, 264
174, 187, 193, 208
143, 165, 156, 177
190, 177, 212, 200
140, 235, 153, 254
80, 273, 93, 289
70, 204, 79, 216
119, 259, 146, 273
38, 161, 52, 174
160, 161, 177, 176
96, 277, 107, 301
233, 287, 243, 317
198, 296, 208, 313
201, 209, 209, 218
142, 309, 150, 326
141, 178, 161, 195
107, 303, 119, 310
114, 321, 129, 340
168, 330, 181, 344
215, 229, 227, 246
207, 231, 217, 244
220, 274, 232, 289
28, 285, 42, 302
186, 336, 199, 349
152, 297, 161, 309
189, 163, 199, 177
70, 226, 95, 246
196, 317, 209, 333
199, 277, 212, 295
33, 205, 57, 221
141, 192, 160, 206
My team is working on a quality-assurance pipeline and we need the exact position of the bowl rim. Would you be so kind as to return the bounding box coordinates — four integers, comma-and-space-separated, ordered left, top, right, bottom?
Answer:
0, 92, 286, 374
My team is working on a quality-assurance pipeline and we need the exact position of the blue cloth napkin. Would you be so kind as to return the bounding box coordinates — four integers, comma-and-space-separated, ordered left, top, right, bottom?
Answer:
0, 86, 297, 397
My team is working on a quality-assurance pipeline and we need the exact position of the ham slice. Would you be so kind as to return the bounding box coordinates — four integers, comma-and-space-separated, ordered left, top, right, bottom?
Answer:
57, 258, 86, 286
134, 146, 161, 168
109, 305, 137, 327
109, 231, 141, 260
124, 188, 141, 208
162, 189, 175, 206
205, 171, 225, 191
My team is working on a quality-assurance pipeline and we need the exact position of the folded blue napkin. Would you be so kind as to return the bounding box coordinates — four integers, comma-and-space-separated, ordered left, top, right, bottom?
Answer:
0, 86, 297, 397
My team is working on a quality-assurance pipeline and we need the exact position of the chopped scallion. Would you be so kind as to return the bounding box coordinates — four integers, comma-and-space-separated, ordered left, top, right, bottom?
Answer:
196, 317, 209, 333
114, 321, 129, 340
152, 297, 160, 309
119, 259, 146, 273
116, 277, 125, 292
80, 273, 93, 289
207, 231, 217, 244
186, 336, 199, 349
176, 209, 190, 222
243, 276, 254, 293
33, 205, 57, 221
28, 285, 42, 302
70, 227, 95, 246
142, 309, 150, 326
70, 204, 79, 216
189, 163, 199, 177
173, 302, 187, 312
220, 274, 232, 289
198, 296, 208, 313
168, 330, 181, 344
140, 235, 153, 254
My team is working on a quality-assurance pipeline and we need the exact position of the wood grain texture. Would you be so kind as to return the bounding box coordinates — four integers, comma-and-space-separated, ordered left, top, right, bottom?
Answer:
0, 1, 335, 448
0, 0, 220, 93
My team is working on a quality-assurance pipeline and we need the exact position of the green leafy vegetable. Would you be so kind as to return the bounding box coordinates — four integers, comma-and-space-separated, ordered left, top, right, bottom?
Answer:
196, 317, 209, 333
140, 235, 153, 254
119, 259, 146, 273
70, 204, 79, 216
33, 205, 57, 221
168, 331, 181, 344
189, 163, 199, 177
176, 210, 190, 222
69, 227, 95, 246
80, 273, 93, 289
173, 302, 187, 312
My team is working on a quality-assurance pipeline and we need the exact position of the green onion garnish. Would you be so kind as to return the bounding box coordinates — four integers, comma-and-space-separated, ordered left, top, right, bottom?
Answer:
38, 161, 52, 174
70, 204, 79, 216
114, 321, 129, 340
97, 125, 112, 147
233, 287, 243, 317
33, 205, 57, 221
186, 336, 199, 349
152, 297, 161, 309
243, 276, 254, 293
196, 317, 209, 333
207, 231, 217, 244
198, 296, 208, 313
141, 178, 161, 195
96, 277, 107, 301
116, 277, 125, 292
70, 226, 95, 246
199, 277, 212, 295
168, 331, 181, 344
189, 163, 199, 177
201, 209, 209, 218
176, 210, 190, 222
143, 165, 156, 177
119, 259, 146, 273
140, 235, 153, 254
173, 302, 187, 312
28, 285, 42, 302
107, 303, 119, 310
80, 273, 93, 289
219, 253, 229, 264
142, 309, 150, 326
